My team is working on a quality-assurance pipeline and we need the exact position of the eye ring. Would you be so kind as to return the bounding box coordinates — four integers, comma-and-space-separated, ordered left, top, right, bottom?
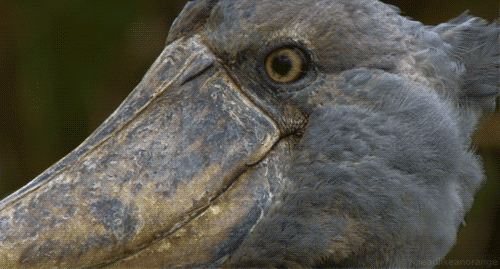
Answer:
265, 47, 307, 83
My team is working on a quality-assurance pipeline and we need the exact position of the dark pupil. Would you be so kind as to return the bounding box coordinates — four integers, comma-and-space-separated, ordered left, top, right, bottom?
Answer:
272, 54, 292, 76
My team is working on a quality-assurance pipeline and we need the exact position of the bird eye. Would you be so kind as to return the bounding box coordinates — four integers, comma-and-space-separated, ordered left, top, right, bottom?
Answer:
265, 47, 307, 83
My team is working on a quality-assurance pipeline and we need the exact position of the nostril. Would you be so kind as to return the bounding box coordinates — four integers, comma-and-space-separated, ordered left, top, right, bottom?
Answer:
178, 54, 215, 86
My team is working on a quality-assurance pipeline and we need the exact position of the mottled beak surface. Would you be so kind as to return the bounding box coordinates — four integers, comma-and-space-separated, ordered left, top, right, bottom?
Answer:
0, 35, 286, 268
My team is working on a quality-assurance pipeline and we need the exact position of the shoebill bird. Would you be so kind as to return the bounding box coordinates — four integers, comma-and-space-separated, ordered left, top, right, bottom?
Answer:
0, 0, 498, 268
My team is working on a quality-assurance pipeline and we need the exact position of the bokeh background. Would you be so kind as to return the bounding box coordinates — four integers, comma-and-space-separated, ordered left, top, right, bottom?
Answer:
0, 0, 498, 267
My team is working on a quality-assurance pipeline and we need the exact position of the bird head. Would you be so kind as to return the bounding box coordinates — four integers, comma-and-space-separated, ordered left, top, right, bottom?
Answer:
0, 0, 498, 268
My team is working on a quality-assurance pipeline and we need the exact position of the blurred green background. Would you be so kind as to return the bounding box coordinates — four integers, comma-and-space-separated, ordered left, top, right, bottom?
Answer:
0, 0, 498, 267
